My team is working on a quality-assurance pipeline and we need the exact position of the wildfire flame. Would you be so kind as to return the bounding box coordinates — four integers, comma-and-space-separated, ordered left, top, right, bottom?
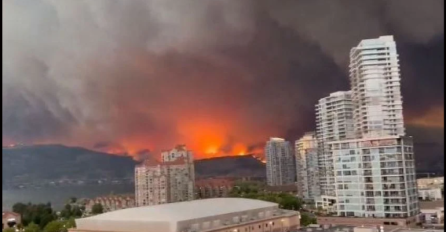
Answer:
3, 119, 267, 160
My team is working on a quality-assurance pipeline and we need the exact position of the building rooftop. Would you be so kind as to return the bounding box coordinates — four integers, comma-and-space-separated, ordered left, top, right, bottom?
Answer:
2, 211, 20, 220
79, 198, 277, 222
419, 200, 444, 209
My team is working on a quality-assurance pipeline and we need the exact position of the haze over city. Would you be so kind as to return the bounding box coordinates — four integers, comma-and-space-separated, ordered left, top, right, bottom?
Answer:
3, 0, 444, 160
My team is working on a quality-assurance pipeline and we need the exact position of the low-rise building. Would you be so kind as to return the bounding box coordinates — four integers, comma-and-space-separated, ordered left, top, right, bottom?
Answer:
85, 194, 135, 213
417, 177, 444, 189
2, 211, 21, 229
70, 198, 300, 232
418, 188, 443, 201
195, 178, 234, 199
419, 200, 444, 225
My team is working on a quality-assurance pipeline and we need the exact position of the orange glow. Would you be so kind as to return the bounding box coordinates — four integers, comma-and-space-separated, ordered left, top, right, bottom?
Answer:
408, 107, 444, 128
205, 147, 218, 155
231, 143, 247, 156
177, 118, 228, 158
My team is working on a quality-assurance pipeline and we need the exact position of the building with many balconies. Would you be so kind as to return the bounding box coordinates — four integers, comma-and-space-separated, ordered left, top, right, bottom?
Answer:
135, 145, 195, 207
265, 138, 296, 186
295, 131, 321, 200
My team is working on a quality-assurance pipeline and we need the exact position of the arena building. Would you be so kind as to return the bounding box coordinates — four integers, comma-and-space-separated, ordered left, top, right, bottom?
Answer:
70, 198, 300, 232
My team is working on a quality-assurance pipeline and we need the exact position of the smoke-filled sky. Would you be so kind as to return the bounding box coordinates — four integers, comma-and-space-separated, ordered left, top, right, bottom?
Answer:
3, 0, 444, 160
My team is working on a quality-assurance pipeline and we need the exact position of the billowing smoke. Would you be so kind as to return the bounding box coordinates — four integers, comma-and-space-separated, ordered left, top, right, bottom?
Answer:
3, 0, 444, 159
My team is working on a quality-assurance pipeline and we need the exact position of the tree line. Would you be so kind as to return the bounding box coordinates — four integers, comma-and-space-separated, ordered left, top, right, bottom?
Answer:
6, 197, 104, 232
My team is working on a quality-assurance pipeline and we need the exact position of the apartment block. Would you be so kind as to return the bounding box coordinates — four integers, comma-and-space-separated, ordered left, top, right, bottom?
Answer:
295, 132, 320, 200
265, 138, 295, 186
349, 35, 405, 138
311, 36, 420, 221
316, 91, 355, 196
332, 136, 418, 218
135, 145, 195, 206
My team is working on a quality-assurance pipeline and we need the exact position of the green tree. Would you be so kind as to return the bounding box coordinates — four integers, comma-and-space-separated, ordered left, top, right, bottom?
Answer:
60, 204, 72, 219
43, 221, 65, 232
91, 203, 104, 215
25, 222, 41, 232
64, 218, 76, 229
12, 202, 28, 215
300, 213, 317, 226
69, 197, 77, 204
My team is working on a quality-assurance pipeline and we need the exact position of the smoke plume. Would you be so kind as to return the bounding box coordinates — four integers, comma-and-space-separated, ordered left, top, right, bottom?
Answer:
3, 0, 444, 159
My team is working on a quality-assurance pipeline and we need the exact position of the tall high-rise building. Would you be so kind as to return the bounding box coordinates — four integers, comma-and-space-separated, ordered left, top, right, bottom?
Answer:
295, 132, 320, 200
265, 138, 295, 186
135, 145, 195, 207
329, 35, 419, 219
349, 35, 404, 138
316, 91, 355, 196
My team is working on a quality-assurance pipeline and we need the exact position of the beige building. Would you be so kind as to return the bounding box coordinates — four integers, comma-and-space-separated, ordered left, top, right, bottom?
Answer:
195, 178, 234, 199
417, 177, 444, 189
70, 198, 300, 232
85, 194, 135, 213
135, 145, 195, 206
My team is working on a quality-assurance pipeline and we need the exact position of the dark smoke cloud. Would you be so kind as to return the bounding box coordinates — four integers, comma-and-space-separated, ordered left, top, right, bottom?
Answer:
3, 0, 444, 161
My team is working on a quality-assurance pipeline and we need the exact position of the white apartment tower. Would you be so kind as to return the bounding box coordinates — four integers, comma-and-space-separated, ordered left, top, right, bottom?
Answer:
135, 145, 195, 206
349, 35, 405, 138
295, 132, 320, 200
316, 91, 355, 196
265, 138, 295, 186
331, 136, 418, 218
330, 36, 419, 219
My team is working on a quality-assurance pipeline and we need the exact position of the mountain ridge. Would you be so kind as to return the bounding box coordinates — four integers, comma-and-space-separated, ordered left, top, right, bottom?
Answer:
2, 144, 266, 189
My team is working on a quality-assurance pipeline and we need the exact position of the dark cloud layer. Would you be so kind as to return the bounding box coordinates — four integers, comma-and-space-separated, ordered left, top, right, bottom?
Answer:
3, 0, 444, 161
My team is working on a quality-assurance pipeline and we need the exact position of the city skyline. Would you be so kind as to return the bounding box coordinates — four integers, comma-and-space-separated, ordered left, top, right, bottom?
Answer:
3, 0, 443, 162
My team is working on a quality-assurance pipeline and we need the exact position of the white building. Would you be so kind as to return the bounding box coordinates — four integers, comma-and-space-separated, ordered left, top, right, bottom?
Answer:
316, 91, 355, 196
295, 132, 320, 200
324, 36, 419, 219
331, 136, 419, 218
418, 177, 444, 189
71, 198, 301, 232
349, 35, 405, 138
418, 188, 443, 201
135, 145, 195, 207
265, 138, 295, 186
